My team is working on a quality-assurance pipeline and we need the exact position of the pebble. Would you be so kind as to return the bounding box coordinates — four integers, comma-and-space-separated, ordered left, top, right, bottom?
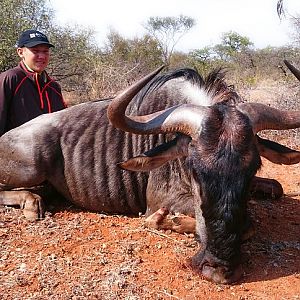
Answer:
19, 263, 27, 272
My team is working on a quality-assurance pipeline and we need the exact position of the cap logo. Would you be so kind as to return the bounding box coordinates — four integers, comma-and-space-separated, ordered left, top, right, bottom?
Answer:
29, 33, 46, 39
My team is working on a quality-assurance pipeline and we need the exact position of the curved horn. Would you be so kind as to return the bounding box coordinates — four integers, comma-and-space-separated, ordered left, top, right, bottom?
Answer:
239, 60, 300, 133
107, 67, 210, 139
237, 102, 300, 134
284, 60, 300, 81
107, 65, 165, 129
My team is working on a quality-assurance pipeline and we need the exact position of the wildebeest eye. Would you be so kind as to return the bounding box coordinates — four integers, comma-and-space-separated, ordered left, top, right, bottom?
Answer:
188, 141, 197, 151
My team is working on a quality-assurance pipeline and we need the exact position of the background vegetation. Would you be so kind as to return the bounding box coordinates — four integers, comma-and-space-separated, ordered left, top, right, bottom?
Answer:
1, 0, 299, 109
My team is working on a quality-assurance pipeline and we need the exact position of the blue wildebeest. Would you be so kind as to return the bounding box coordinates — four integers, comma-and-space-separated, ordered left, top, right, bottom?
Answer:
0, 64, 300, 284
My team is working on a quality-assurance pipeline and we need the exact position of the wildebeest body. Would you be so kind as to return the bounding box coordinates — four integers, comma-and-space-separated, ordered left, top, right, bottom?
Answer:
0, 101, 149, 214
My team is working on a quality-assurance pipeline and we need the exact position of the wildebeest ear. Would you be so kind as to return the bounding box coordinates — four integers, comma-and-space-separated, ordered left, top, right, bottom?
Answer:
256, 135, 300, 165
119, 155, 171, 171
118, 134, 191, 172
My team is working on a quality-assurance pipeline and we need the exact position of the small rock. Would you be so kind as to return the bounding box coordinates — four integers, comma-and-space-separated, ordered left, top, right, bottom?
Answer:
18, 263, 27, 272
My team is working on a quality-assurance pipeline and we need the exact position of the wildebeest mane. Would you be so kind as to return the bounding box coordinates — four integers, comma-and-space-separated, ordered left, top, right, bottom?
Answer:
134, 67, 240, 110
205, 69, 240, 105
138, 67, 204, 98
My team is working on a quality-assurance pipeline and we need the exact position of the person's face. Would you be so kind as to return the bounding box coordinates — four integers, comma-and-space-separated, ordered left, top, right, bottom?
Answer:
17, 44, 50, 73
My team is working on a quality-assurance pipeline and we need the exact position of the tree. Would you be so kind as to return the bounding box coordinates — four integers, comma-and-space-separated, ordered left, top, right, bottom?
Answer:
103, 30, 162, 67
144, 15, 195, 65
189, 46, 215, 62
82, 30, 164, 100
47, 25, 99, 97
187, 46, 216, 74
0, 0, 53, 71
214, 31, 253, 61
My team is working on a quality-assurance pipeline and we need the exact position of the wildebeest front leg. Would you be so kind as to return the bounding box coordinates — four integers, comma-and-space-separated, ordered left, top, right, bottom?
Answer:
0, 191, 44, 220
250, 176, 283, 199
145, 208, 196, 234
145, 208, 255, 240
0, 126, 52, 220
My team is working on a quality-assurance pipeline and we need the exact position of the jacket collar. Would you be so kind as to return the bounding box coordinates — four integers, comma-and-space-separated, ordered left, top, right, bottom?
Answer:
19, 61, 49, 83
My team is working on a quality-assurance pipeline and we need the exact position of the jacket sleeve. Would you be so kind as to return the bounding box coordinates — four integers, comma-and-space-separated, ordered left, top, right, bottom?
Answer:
0, 72, 12, 136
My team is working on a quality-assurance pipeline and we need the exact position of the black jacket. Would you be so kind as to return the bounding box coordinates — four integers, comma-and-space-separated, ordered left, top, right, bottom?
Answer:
0, 62, 66, 135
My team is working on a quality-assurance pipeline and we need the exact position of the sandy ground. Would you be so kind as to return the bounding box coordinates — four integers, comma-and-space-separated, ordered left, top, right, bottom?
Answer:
0, 157, 299, 300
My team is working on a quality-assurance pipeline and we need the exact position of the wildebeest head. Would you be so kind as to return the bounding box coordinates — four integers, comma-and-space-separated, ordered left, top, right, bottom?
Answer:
107, 66, 300, 284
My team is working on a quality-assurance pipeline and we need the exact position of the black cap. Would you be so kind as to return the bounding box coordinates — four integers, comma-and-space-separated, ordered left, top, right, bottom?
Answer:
17, 29, 54, 48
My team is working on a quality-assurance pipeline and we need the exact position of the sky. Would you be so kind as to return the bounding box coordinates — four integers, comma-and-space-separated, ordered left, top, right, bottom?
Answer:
49, 0, 300, 52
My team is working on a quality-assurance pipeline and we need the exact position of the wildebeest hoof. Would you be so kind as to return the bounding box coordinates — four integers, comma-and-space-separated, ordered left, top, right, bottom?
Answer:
144, 207, 169, 229
169, 215, 196, 234
20, 192, 44, 221
145, 208, 196, 234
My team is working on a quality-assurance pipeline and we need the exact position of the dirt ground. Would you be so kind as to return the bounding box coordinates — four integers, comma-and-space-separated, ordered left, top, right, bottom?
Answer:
0, 157, 299, 300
